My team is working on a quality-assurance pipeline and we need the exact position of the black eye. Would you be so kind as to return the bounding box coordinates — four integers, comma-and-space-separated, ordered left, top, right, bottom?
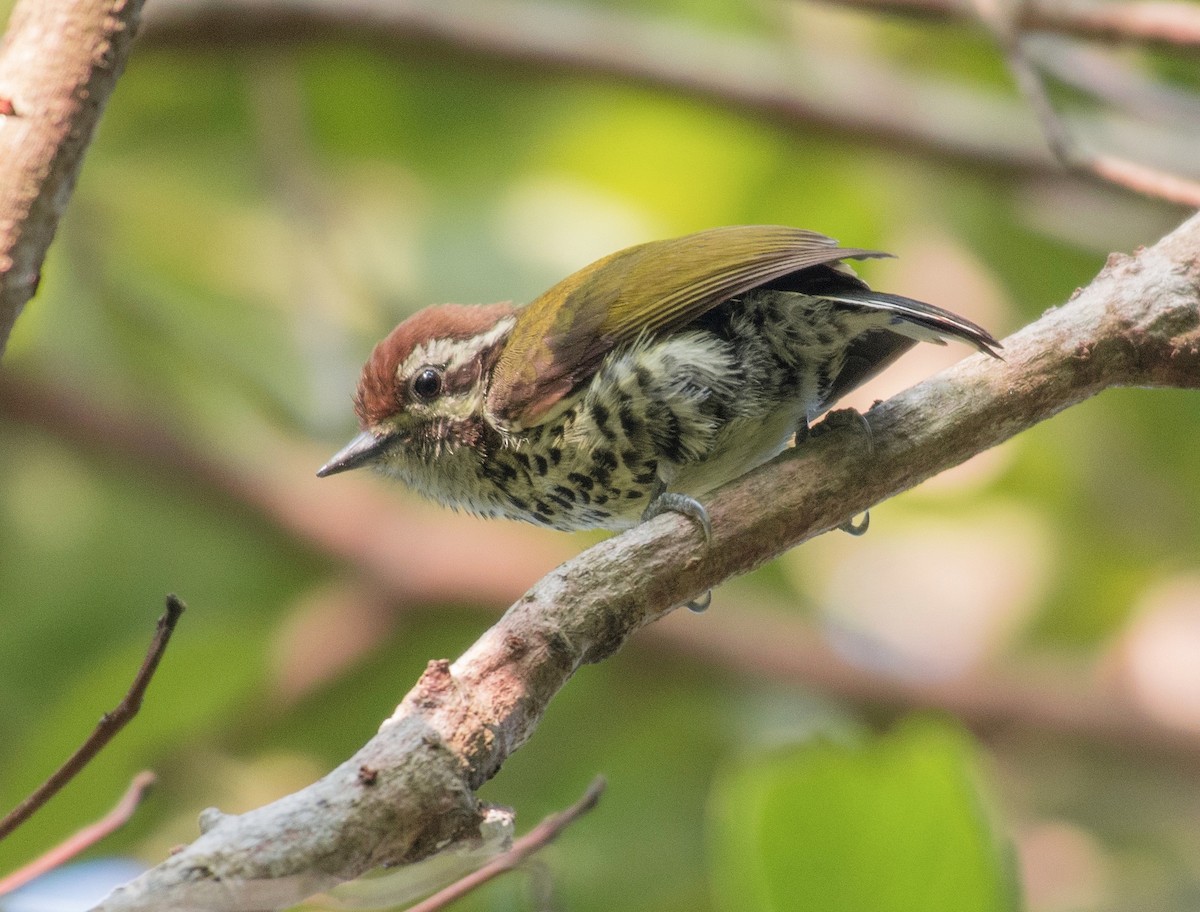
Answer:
411, 366, 442, 401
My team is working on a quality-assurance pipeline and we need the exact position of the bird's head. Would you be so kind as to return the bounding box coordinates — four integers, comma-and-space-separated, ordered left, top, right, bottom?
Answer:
317, 302, 516, 477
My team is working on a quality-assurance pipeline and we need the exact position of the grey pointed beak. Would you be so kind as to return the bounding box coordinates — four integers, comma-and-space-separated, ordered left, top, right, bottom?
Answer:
317, 430, 394, 478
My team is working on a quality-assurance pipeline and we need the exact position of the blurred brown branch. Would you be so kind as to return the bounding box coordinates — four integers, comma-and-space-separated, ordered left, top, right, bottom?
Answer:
138, 0, 1197, 207
819, 0, 1200, 46
0, 371, 574, 607
136, 0, 1047, 174
83, 215, 1200, 911
0, 0, 146, 356
646, 608, 1200, 761
4, 367, 1199, 759
3, 294, 1200, 762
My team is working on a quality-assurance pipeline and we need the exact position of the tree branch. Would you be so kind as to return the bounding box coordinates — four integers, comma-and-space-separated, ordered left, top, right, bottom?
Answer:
0, 0, 145, 356
89, 214, 1200, 911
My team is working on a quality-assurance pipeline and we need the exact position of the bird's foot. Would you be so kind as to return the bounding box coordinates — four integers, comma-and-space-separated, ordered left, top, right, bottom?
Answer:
813, 407, 875, 455
642, 489, 712, 543
642, 486, 712, 612
812, 409, 874, 537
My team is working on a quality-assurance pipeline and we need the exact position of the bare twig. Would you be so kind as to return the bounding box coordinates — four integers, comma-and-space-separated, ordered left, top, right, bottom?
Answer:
0, 598, 184, 842
402, 777, 605, 912
0, 0, 146, 356
0, 772, 157, 898
1082, 154, 1200, 211
88, 215, 1200, 912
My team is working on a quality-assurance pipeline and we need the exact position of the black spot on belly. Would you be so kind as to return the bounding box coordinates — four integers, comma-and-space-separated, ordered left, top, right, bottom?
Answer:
661, 411, 686, 463
548, 447, 563, 465
533, 454, 549, 476
485, 461, 518, 484
592, 449, 618, 471
618, 404, 642, 436
567, 472, 594, 490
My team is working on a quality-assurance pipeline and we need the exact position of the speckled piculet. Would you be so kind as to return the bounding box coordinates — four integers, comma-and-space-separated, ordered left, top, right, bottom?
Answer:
318, 226, 1000, 536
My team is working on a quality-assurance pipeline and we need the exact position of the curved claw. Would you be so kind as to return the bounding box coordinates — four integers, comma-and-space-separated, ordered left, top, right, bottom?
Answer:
642, 490, 712, 544
849, 409, 874, 456
642, 484, 713, 612
838, 511, 870, 536
812, 408, 874, 455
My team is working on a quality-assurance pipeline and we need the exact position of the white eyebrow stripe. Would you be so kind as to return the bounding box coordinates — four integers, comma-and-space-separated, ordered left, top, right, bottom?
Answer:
395, 315, 516, 380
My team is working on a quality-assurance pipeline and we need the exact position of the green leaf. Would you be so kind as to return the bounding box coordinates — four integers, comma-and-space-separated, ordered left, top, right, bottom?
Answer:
709, 718, 1018, 912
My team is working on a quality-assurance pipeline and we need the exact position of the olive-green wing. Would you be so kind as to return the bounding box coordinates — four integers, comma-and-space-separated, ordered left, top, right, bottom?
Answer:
486, 225, 889, 429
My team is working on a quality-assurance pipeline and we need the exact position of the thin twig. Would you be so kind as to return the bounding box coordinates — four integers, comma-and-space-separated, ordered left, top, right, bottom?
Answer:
0, 772, 157, 898
402, 777, 606, 912
0, 598, 185, 841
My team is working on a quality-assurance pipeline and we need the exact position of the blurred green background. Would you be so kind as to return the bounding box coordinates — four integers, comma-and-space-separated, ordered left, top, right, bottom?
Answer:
2, 1, 1199, 910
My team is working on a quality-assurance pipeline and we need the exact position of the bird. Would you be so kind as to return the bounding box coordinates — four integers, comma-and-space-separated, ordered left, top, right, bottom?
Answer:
318, 225, 1000, 542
